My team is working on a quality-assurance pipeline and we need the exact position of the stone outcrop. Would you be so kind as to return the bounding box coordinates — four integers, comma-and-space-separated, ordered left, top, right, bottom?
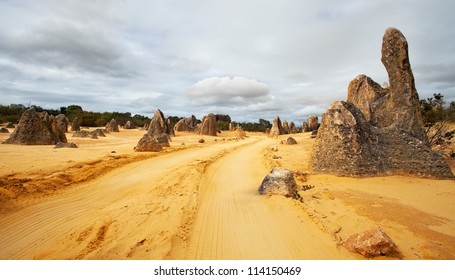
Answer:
105, 119, 119, 132
135, 134, 163, 152
71, 117, 80, 132
91, 129, 107, 137
282, 121, 290, 134
3, 109, 67, 145
124, 121, 136, 129
302, 122, 309, 132
5, 122, 15, 128
288, 122, 297, 134
55, 114, 69, 133
0, 128, 9, 133
308, 115, 319, 131
174, 115, 198, 132
136, 109, 171, 151
311, 28, 453, 178
165, 117, 175, 137
284, 137, 297, 145
269, 116, 286, 137
198, 113, 217, 136
54, 142, 78, 149
73, 130, 98, 139
258, 168, 297, 197
341, 227, 399, 258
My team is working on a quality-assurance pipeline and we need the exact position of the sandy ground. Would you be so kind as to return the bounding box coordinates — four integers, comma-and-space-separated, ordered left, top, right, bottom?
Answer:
0, 126, 454, 259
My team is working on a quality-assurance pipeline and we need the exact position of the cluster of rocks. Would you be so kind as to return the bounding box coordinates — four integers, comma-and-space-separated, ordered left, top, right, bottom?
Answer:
135, 109, 172, 152
3, 109, 67, 145
269, 116, 300, 136
72, 128, 107, 139
311, 27, 453, 178
302, 115, 319, 133
174, 115, 198, 132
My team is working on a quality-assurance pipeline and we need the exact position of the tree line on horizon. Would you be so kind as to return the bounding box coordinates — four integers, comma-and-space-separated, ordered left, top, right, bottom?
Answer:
0, 103, 273, 132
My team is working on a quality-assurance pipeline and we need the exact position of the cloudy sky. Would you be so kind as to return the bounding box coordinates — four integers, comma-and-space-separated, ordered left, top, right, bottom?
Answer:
1, 0, 454, 123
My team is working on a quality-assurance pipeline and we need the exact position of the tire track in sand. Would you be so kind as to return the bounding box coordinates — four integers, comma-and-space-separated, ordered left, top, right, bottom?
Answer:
0, 138, 257, 259
184, 138, 352, 259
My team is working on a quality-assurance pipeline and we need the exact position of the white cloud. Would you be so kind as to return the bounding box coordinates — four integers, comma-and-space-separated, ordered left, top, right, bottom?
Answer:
187, 76, 270, 105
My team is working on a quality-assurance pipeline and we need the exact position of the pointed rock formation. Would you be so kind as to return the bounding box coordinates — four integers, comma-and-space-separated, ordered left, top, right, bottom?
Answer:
136, 109, 171, 151
269, 116, 286, 137
55, 114, 69, 133
282, 121, 290, 134
174, 115, 198, 132
308, 115, 319, 131
105, 119, 119, 132
5, 122, 15, 128
198, 113, 217, 136
289, 122, 298, 134
70, 117, 80, 132
124, 120, 136, 129
311, 28, 453, 178
3, 109, 67, 145
147, 109, 168, 136
302, 122, 309, 132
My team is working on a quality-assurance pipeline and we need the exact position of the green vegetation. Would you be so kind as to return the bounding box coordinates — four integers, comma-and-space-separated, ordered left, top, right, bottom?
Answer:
0, 104, 151, 128
420, 93, 455, 156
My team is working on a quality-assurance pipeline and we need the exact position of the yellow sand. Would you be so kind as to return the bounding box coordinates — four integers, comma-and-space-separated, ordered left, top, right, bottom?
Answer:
0, 128, 454, 259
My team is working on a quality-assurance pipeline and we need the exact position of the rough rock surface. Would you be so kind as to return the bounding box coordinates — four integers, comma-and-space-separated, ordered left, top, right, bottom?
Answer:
174, 115, 198, 132
165, 118, 175, 137
302, 122, 309, 132
288, 122, 298, 134
282, 121, 290, 134
258, 168, 297, 196
5, 122, 15, 128
135, 134, 163, 152
308, 115, 319, 131
55, 114, 69, 133
341, 227, 399, 258
285, 137, 297, 145
54, 142, 78, 149
124, 121, 136, 129
198, 113, 217, 136
269, 116, 286, 137
70, 117, 80, 132
0, 128, 9, 133
105, 119, 119, 132
91, 129, 107, 137
147, 109, 168, 136
73, 130, 98, 139
3, 109, 67, 145
311, 28, 453, 178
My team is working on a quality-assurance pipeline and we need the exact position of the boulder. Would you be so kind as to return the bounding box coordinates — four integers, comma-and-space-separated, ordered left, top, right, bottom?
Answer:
269, 116, 286, 137
55, 114, 69, 133
3, 109, 67, 145
174, 115, 198, 132
124, 120, 136, 129
285, 137, 297, 145
134, 134, 163, 152
308, 115, 319, 131
0, 128, 9, 133
258, 168, 297, 197
5, 122, 15, 128
54, 142, 78, 149
341, 227, 399, 258
311, 28, 453, 178
70, 117, 80, 132
105, 119, 119, 132
198, 113, 217, 136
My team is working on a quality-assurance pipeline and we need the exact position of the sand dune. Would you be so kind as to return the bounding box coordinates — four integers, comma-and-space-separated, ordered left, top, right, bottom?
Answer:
0, 129, 454, 259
